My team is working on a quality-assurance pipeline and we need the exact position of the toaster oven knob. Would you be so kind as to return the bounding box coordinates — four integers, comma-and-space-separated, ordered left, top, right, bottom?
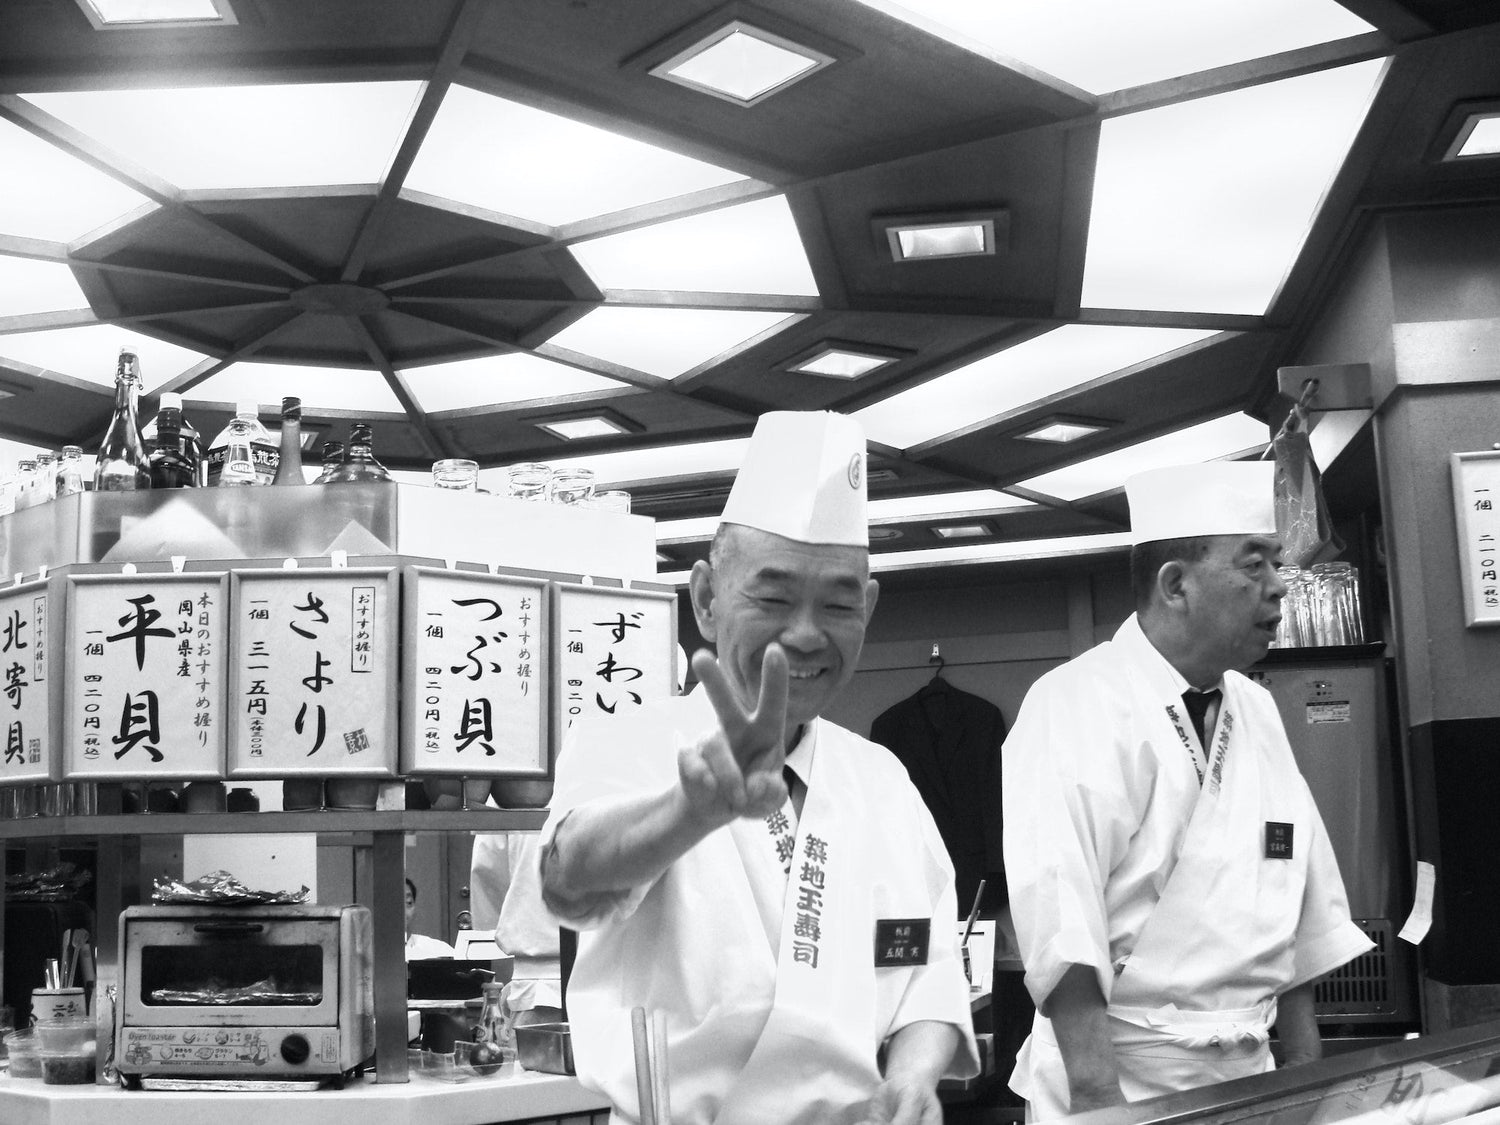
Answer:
280, 1034, 311, 1065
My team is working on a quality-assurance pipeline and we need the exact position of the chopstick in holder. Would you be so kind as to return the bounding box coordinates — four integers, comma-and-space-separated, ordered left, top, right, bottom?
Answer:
961, 878, 987, 947
651, 1009, 672, 1125
631, 1006, 658, 1125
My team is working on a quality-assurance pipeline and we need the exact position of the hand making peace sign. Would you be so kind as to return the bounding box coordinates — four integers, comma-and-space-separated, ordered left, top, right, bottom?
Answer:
679, 643, 791, 827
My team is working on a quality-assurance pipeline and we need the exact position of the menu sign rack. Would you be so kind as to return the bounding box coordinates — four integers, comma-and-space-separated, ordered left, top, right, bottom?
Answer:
1451, 450, 1500, 628
0, 575, 58, 786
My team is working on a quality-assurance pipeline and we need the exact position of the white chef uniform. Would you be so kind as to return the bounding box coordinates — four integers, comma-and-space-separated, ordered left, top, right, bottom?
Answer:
1003, 613, 1371, 1119
536, 689, 980, 1125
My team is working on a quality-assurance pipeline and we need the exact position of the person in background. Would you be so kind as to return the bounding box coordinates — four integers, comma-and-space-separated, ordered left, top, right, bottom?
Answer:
404, 877, 456, 960
1001, 462, 1372, 1120
536, 411, 978, 1125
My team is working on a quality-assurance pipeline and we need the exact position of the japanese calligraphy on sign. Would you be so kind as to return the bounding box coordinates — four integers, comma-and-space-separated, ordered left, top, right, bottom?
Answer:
552, 583, 676, 743
0, 578, 54, 785
228, 567, 398, 777
401, 568, 548, 777
64, 572, 227, 780
1451, 451, 1500, 628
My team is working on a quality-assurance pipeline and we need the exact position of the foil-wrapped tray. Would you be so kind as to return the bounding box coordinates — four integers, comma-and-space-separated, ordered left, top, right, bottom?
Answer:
151, 870, 310, 906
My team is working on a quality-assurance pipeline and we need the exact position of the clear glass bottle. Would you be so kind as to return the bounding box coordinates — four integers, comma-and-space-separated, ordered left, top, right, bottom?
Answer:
14, 458, 39, 510
142, 392, 204, 487
55, 446, 85, 499
324, 421, 393, 484
31, 452, 57, 506
313, 440, 344, 484
272, 397, 305, 485
147, 406, 197, 489
469, 980, 513, 1068
93, 349, 152, 492
207, 401, 277, 487
0, 464, 15, 516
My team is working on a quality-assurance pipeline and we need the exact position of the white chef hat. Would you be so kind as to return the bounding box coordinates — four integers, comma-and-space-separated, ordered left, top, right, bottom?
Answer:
1125, 461, 1277, 545
718, 411, 868, 547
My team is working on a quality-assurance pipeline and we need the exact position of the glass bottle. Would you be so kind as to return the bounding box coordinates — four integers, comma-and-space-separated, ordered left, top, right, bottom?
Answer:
324, 421, 392, 484
207, 401, 277, 487
55, 446, 85, 499
272, 397, 305, 486
142, 392, 204, 487
313, 440, 344, 485
470, 980, 513, 1067
93, 349, 152, 492
147, 406, 197, 489
14, 459, 39, 511
31, 452, 57, 506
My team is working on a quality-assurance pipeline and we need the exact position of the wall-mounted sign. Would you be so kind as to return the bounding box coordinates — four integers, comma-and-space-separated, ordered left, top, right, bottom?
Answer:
1451, 450, 1500, 628
552, 582, 677, 747
64, 571, 228, 781
0, 576, 57, 785
401, 567, 549, 777
228, 567, 399, 777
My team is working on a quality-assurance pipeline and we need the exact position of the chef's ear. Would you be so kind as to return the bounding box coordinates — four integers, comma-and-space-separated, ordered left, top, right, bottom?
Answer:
862, 577, 880, 624
1156, 559, 1191, 611
688, 558, 719, 643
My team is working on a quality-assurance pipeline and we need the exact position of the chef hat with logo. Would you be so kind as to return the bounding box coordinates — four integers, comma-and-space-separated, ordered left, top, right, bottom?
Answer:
718, 411, 868, 547
1125, 461, 1276, 545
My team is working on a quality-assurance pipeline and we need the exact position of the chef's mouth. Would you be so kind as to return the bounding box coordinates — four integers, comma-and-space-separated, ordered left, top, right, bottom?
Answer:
787, 668, 826, 682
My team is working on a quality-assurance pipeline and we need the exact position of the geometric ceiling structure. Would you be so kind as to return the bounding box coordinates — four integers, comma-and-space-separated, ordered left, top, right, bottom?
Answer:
2, 0, 1499, 582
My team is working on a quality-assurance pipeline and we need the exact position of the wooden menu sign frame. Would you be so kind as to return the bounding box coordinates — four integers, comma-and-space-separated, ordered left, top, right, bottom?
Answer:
0, 574, 60, 785
1452, 450, 1500, 628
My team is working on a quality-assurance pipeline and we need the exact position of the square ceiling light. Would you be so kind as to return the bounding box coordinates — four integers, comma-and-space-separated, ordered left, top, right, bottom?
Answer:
76, 0, 235, 27
877, 211, 1007, 262
1013, 416, 1113, 443
535, 412, 639, 442
933, 522, 995, 539
650, 20, 835, 106
784, 341, 909, 380
1436, 102, 1500, 161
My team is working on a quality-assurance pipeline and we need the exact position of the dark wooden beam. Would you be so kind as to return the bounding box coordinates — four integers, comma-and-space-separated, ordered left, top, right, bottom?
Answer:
348, 315, 452, 460
155, 310, 305, 394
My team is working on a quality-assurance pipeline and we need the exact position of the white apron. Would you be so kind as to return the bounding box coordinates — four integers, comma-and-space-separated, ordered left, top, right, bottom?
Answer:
1018, 678, 1298, 1121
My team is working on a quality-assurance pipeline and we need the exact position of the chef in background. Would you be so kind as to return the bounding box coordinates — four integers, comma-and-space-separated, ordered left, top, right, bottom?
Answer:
1002, 462, 1371, 1119
536, 411, 978, 1125
404, 877, 456, 960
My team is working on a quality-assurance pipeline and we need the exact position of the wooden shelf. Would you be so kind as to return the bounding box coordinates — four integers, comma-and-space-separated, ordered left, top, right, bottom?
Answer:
0, 806, 547, 840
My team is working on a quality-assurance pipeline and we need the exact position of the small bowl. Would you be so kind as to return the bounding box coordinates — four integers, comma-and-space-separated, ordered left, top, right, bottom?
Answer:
515, 1022, 574, 1075
36, 1019, 93, 1054
41, 1049, 96, 1085
181, 780, 227, 813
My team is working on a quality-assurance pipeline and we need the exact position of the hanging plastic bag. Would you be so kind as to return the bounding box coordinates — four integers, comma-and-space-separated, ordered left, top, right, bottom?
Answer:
1272, 405, 1344, 567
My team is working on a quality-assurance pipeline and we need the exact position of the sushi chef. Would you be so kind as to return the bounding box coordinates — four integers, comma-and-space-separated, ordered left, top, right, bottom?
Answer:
537, 411, 978, 1125
1002, 461, 1372, 1119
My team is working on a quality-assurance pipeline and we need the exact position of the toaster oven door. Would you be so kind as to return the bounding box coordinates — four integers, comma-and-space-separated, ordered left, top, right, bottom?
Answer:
123, 914, 340, 1028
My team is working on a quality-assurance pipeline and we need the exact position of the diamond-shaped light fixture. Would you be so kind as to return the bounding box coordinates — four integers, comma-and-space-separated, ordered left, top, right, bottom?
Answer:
76, 0, 235, 27
784, 341, 909, 380
876, 211, 1008, 262
535, 412, 639, 442
1013, 416, 1113, 444
1436, 101, 1500, 161
650, 20, 835, 106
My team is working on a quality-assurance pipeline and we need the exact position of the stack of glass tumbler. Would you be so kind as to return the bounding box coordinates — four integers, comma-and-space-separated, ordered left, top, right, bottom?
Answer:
1273, 561, 1364, 647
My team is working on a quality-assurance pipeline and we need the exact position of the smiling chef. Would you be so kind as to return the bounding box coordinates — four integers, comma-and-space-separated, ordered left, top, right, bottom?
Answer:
536, 411, 978, 1125
1001, 461, 1372, 1119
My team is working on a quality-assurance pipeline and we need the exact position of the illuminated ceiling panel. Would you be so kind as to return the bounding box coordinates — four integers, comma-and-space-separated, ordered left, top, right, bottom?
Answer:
570, 196, 819, 295
482, 437, 751, 493
1083, 60, 1386, 315
849, 0, 1371, 94
1017, 412, 1269, 501
186, 362, 404, 414
401, 353, 627, 414
855, 325, 1219, 449
0, 258, 90, 317
24, 83, 423, 190
0, 120, 150, 242
404, 85, 747, 226
0, 325, 209, 391
545, 307, 799, 379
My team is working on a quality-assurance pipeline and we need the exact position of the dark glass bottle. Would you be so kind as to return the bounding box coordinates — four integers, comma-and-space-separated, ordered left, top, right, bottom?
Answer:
93, 348, 151, 492
142, 391, 205, 487
147, 406, 197, 489
272, 397, 305, 485
313, 440, 344, 484
324, 422, 393, 484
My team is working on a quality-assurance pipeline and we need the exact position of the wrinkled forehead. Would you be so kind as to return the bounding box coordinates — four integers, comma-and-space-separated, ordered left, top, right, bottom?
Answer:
1197, 532, 1284, 565
718, 525, 871, 588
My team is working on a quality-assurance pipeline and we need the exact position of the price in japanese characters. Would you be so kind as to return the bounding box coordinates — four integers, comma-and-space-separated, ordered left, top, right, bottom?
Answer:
1452, 451, 1500, 628
0, 578, 54, 785
64, 572, 228, 780
552, 583, 676, 742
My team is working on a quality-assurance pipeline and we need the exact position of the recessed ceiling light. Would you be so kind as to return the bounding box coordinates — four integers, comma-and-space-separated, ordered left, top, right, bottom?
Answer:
656, 552, 675, 566
868, 527, 904, 542
784, 342, 907, 380
1445, 112, 1500, 160
76, 0, 235, 28
876, 212, 1007, 262
650, 20, 835, 106
933, 522, 995, 539
535, 414, 635, 441
1014, 417, 1112, 443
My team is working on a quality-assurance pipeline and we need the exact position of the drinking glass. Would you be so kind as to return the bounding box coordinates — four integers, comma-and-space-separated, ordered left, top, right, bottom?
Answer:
432, 458, 479, 491
587, 489, 631, 514
549, 467, 595, 506
506, 462, 553, 502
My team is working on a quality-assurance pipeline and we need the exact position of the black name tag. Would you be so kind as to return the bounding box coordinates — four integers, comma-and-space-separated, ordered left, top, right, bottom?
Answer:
874, 918, 930, 967
1265, 821, 1294, 859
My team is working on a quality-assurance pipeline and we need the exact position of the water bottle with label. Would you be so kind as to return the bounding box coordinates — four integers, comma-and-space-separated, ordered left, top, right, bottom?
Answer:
207, 401, 277, 487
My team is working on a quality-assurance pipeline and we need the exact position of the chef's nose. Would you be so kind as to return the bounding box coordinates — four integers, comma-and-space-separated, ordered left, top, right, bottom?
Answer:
780, 603, 827, 652
1267, 566, 1289, 600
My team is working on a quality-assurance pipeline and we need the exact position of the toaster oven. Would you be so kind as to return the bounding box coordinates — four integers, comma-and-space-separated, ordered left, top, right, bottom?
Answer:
116, 904, 374, 1082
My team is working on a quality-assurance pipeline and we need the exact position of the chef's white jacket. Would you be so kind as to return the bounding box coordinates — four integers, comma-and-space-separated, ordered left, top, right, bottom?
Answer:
1002, 614, 1371, 1117
536, 689, 979, 1125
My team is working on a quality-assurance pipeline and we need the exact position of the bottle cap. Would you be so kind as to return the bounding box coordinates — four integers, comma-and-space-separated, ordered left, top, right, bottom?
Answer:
159, 392, 182, 411
282, 396, 302, 419
62, 446, 81, 457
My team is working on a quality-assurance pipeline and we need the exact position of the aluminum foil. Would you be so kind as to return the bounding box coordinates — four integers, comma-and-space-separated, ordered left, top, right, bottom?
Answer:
151, 869, 310, 906
149, 978, 322, 1006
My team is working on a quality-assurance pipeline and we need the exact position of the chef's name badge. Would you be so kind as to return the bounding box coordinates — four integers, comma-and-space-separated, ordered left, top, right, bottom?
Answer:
874, 918, 930, 967
1265, 821, 1294, 860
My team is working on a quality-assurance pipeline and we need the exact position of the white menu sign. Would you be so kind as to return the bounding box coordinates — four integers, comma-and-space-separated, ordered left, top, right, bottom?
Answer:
1452, 450, 1500, 628
228, 567, 398, 777
401, 567, 549, 776
552, 582, 677, 745
0, 577, 55, 785
65, 572, 228, 780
